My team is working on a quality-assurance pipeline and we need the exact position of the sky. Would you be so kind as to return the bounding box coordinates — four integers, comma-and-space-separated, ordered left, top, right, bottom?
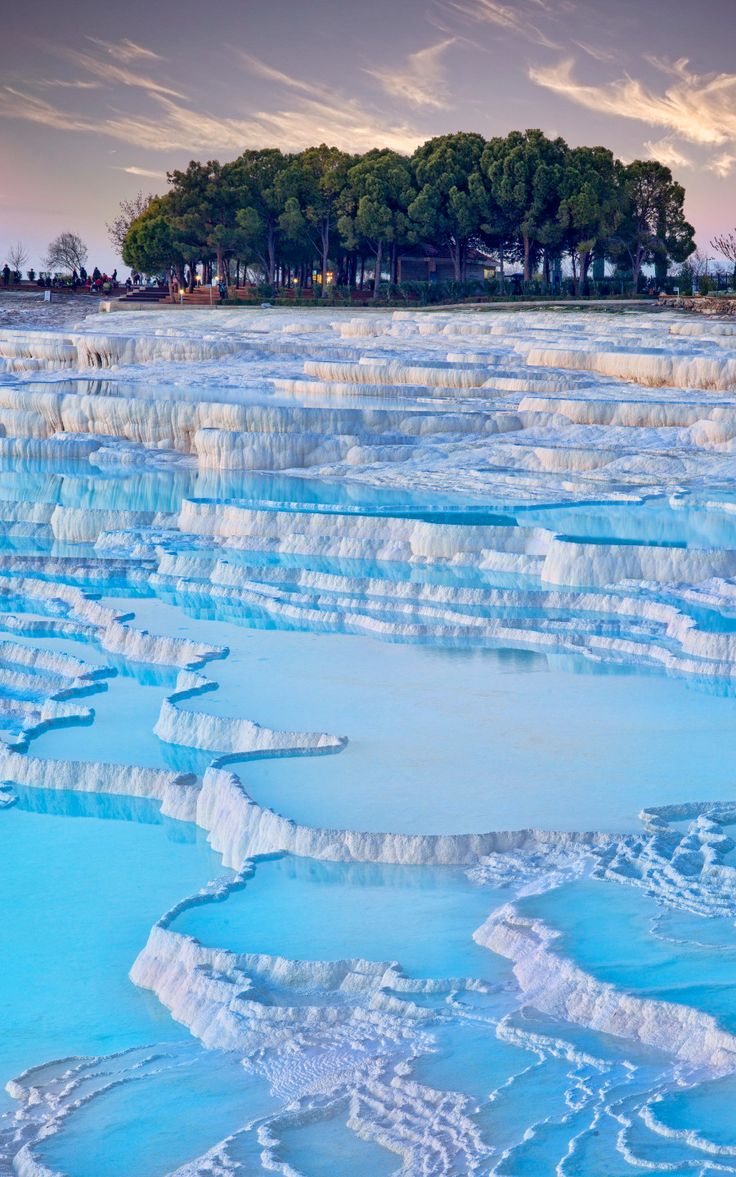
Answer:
1, 0, 735, 273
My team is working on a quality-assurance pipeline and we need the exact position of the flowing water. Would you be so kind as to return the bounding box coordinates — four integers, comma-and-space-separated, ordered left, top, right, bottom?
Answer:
1, 301, 736, 1174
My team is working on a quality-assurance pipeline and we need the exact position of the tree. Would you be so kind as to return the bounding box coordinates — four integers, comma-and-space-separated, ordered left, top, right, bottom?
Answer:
337, 150, 415, 297
409, 133, 489, 282
7, 242, 28, 274
712, 231, 736, 287
107, 192, 155, 257
278, 145, 354, 294
122, 198, 183, 293
559, 146, 622, 295
482, 130, 568, 283
613, 161, 695, 293
204, 161, 238, 283
167, 160, 234, 283
226, 149, 291, 285
107, 131, 696, 301
45, 232, 88, 273
690, 249, 714, 281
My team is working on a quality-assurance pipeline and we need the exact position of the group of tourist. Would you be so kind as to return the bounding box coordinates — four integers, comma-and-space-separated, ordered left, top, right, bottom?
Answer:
1, 263, 120, 293
67, 267, 119, 292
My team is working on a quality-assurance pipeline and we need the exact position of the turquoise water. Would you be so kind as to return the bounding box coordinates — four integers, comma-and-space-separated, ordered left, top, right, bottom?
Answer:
521, 880, 736, 1032
33, 665, 176, 765
0, 789, 224, 1090
276, 1116, 399, 1177
172, 854, 508, 981
37, 1047, 276, 1177
118, 598, 736, 835
653, 1072, 736, 1149
0, 456, 733, 1174
1, 455, 735, 1172
225, 644, 736, 834
2, 300, 736, 1174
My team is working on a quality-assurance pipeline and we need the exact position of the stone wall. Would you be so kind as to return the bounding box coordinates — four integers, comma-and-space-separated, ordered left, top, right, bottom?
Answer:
660, 295, 736, 316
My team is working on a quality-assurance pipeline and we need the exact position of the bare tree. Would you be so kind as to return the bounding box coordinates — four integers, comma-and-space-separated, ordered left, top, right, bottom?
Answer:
689, 249, 713, 278
712, 231, 736, 286
7, 242, 28, 273
45, 232, 88, 273
106, 192, 154, 256
678, 248, 717, 294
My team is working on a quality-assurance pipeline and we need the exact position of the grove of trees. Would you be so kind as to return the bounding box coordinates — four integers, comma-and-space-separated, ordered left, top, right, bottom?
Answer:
120, 129, 696, 298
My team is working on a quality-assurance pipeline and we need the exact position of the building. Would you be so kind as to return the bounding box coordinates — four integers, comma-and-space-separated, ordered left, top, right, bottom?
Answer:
396, 245, 497, 284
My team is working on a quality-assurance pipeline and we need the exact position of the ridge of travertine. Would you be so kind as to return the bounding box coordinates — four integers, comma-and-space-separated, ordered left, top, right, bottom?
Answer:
4, 304, 736, 1175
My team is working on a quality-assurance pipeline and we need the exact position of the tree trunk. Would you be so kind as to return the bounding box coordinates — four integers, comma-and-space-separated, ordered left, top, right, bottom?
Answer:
580, 250, 591, 296
390, 242, 398, 285
523, 235, 531, 283
266, 226, 276, 285
499, 248, 505, 295
451, 240, 461, 282
373, 241, 383, 299
630, 239, 649, 294
631, 251, 642, 296
320, 218, 330, 297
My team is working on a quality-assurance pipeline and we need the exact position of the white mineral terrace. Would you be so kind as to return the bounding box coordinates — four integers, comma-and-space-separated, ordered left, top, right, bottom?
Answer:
2, 304, 736, 1176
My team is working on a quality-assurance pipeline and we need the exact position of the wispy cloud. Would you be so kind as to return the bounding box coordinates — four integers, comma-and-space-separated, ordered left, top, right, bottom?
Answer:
235, 54, 327, 100
573, 40, 616, 64
85, 37, 162, 64
529, 57, 736, 148
37, 78, 101, 90
364, 39, 455, 110
0, 35, 428, 161
231, 52, 425, 148
0, 87, 100, 136
708, 152, 736, 178
62, 48, 185, 99
449, 0, 562, 50
116, 165, 164, 178
643, 136, 692, 169
0, 73, 423, 157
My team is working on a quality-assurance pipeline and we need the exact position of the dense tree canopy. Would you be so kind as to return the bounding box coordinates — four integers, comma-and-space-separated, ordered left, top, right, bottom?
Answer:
482, 130, 567, 282
277, 145, 355, 291
337, 149, 415, 296
120, 131, 695, 295
122, 200, 180, 283
228, 149, 290, 284
559, 146, 623, 295
409, 133, 488, 282
611, 161, 694, 290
